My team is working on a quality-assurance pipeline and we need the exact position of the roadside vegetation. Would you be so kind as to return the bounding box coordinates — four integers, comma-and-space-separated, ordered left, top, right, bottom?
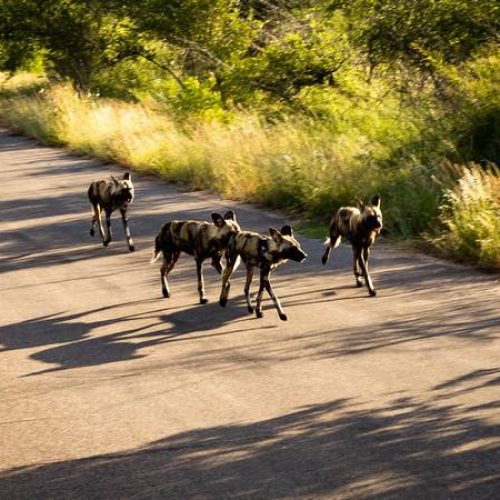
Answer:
0, 0, 498, 269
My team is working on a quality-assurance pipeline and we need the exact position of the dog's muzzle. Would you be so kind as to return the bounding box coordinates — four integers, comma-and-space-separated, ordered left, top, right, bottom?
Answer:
287, 248, 307, 262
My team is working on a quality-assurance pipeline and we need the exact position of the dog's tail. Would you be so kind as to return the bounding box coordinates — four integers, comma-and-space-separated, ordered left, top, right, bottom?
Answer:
87, 181, 98, 204
150, 234, 163, 263
321, 235, 341, 265
323, 237, 340, 249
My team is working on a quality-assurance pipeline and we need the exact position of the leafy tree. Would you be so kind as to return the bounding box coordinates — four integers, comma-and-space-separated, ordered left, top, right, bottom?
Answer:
221, 12, 350, 102
328, 0, 500, 76
0, 0, 144, 93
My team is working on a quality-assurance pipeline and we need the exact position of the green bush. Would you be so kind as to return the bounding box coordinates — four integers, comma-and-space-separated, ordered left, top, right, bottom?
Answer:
431, 165, 500, 269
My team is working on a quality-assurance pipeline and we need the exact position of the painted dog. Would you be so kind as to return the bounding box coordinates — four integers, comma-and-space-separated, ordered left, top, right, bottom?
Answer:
152, 211, 240, 304
321, 195, 383, 296
220, 225, 307, 320
88, 172, 135, 251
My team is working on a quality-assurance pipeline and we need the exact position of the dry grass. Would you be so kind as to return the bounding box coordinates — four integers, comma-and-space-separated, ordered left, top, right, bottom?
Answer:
432, 165, 500, 269
0, 75, 498, 269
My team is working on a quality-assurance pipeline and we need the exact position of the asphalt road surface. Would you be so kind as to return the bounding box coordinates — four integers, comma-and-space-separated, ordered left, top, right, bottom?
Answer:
1, 128, 499, 499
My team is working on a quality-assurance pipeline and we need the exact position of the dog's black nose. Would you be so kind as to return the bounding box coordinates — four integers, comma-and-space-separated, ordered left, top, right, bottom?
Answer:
294, 250, 307, 262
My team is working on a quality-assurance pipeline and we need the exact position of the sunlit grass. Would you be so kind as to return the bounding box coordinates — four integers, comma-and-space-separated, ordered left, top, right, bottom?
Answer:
0, 75, 498, 269
0, 82, 400, 213
431, 165, 500, 269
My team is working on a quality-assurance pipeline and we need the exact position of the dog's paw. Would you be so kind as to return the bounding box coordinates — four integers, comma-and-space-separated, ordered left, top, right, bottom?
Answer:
90, 228, 95, 237
369, 289, 377, 297
256, 310, 263, 319
162, 288, 170, 298
219, 298, 227, 307
128, 245, 135, 252
279, 312, 288, 321
200, 298, 209, 304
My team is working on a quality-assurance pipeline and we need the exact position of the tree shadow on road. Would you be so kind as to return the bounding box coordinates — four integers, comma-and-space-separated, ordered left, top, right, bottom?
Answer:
0, 191, 228, 274
1, 388, 499, 499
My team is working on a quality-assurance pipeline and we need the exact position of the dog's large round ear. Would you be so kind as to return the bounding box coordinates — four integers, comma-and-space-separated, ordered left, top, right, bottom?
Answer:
211, 213, 225, 227
269, 227, 281, 241
371, 194, 381, 208
223, 210, 236, 221
280, 225, 293, 236
123, 172, 131, 181
370, 194, 381, 208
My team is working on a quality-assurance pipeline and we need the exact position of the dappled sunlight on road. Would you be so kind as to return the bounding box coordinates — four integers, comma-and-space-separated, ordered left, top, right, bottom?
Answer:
1, 385, 499, 498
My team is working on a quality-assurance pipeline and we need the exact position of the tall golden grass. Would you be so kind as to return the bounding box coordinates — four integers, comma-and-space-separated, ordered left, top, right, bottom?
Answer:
432, 166, 500, 269
0, 80, 395, 209
0, 74, 498, 269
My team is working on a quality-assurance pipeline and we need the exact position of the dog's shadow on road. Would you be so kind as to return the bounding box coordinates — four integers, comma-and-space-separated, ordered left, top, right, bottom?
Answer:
0, 298, 277, 377
141, 298, 278, 342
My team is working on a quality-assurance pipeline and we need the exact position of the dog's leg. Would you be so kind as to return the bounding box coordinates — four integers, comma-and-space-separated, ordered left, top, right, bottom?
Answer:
359, 247, 376, 296
95, 204, 106, 244
160, 255, 170, 298
219, 255, 236, 307
321, 241, 331, 265
103, 210, 112, 247
120, 208, 135, 252
196, 257, 208, 304
160, 251, 179, 299
255, 265, 270, 319
168, 251, 180, 273
90, 203, 99, 237
353, 246, 363, 287
244, 265, 254, 314
211, 254, 223, 274
263, 273, 287, 321
164, 250, 180, 298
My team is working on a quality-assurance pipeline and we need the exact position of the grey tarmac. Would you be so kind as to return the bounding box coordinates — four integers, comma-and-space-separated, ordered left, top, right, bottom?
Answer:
0, 129, 499, 499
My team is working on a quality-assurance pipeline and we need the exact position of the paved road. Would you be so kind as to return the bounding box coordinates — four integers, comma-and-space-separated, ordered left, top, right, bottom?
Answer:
0, 128, 499, 499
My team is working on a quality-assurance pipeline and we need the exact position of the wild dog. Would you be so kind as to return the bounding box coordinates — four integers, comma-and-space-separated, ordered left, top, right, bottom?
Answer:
321, 195, 383, 296
219, 225, 307, 321
151, 211, 240, 304
88, 172, 135, 251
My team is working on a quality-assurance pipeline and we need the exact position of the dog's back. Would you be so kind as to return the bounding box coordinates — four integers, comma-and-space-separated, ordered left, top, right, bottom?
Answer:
328, 196, 382, 246
226, 231, 262, 266
153, 220, 208, 259
332, 207, 362, 240
229, 227, 307, 267
153, 213, 239, 261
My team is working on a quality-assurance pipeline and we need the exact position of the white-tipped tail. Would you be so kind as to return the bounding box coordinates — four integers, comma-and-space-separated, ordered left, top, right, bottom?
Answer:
150, 250, 161, 264
324, 236, 341, 249
151, 234, 162, 263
